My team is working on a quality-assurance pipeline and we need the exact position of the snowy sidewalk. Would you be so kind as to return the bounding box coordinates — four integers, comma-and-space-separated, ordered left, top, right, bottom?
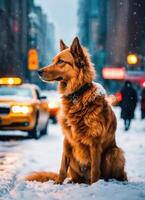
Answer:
0, 142, 23, 197
0, 107, 145, 200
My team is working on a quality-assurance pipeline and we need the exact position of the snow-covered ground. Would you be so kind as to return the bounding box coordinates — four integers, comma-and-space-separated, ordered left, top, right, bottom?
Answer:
0, 106, 145, 200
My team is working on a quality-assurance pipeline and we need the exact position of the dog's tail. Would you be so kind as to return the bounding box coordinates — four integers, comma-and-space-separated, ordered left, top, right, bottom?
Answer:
25, 171, 58, 182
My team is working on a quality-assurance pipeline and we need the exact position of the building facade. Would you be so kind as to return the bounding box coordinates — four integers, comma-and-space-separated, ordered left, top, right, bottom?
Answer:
0, 0, 56, 85
78, 0, 107, 81
0, 0, 29, 80
78, 0, 145, 87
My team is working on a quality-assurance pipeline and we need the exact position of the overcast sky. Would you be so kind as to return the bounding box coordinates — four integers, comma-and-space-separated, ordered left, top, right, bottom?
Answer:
35, 0, 78, 49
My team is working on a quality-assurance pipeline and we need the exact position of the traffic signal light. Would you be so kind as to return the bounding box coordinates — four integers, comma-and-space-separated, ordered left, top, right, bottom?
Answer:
28, 49, 39, 70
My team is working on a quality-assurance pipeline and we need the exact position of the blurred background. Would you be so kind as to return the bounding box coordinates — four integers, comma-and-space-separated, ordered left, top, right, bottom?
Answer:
0, 0, 145, 91
0, 2, 145, 198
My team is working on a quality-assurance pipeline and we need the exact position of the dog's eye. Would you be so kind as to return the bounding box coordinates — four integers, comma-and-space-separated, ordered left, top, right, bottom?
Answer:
57, 60, 64, 64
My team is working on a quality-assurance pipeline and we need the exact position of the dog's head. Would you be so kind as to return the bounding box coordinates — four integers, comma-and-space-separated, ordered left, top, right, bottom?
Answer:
38, 37, 96, 95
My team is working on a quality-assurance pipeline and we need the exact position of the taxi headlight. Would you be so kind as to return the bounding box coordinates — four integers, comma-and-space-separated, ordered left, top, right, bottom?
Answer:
0, 77, 22, 85
11, 106, 33, 114
48, 101, 59, 109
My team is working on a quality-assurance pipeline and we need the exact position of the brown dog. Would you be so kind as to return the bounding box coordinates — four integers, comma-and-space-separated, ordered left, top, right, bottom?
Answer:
26, 37, 127, 184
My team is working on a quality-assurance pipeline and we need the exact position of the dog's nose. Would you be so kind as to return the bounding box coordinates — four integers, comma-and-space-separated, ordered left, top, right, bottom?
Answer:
38, 70, 43, 76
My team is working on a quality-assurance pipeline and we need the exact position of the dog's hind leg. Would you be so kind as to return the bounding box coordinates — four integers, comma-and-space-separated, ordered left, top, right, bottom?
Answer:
101, 147, 127, 181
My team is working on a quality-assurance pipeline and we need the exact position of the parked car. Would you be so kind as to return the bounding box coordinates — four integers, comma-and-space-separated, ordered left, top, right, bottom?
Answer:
0, 78, 49, 139
42, 90, 60, 124
105, 92, 122, 106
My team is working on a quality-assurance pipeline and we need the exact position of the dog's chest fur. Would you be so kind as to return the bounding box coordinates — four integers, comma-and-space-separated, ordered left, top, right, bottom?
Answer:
61, 100, 91, 165
59, 83, 109, 165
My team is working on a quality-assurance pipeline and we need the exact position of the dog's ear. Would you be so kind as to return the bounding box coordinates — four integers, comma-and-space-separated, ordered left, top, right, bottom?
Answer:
60, 40, 68, 51
70, 37, 87, 68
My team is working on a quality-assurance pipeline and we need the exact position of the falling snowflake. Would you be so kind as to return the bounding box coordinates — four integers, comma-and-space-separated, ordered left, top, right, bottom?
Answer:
133, 11, 137, 15
119, 1, 123, 6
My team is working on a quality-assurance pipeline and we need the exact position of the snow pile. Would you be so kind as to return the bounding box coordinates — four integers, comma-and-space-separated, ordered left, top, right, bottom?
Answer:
6, 179, 145, 200
0, 171, 16, 197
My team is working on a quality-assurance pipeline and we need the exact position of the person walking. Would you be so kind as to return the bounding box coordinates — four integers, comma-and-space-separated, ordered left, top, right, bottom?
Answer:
140, 88, 145, 119
120, 80, 138, 131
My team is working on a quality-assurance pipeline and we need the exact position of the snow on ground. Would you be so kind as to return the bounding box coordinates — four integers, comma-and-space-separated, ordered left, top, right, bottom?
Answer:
0, 141, 23, 197
0, 106, 145, 200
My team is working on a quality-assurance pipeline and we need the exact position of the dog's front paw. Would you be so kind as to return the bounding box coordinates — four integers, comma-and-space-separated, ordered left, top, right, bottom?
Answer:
54, 176, 64, 184
90, 178, 98, 184
90, 174, 100, 184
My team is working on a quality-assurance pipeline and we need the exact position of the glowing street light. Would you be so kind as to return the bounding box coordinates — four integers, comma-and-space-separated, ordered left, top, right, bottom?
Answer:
127, 54, 138, 65
141, 81, 145, 87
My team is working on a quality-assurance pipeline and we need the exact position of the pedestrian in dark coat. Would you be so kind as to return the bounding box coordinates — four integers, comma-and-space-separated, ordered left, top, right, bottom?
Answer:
140, 88, 145, 119
120, 80, 138, 131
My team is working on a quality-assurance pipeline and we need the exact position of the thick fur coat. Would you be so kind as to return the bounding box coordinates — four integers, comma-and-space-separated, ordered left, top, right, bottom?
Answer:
26, 37, 127, 184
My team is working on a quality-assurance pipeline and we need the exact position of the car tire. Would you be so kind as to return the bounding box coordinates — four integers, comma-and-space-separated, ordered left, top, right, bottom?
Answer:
28, 125, 41, 139
28, 111, 41, 139
52, 117, 57, 124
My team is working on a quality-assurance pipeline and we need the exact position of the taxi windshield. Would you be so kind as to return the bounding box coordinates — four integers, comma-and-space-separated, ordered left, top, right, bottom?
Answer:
0, 86, 33, 99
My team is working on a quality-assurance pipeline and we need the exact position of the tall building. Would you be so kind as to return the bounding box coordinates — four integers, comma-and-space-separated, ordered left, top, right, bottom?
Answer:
47, 22, 56, 63
0, 0, 56, 85
78, 0, 145, 87
78, 0, 90, 48
127, 0, 145, 55
106, 0, 129, 66
28, 2, 56, 86
28, 3, 56, 63
0, 0, 29, 80
106, 0, 145, 68
78, 0, 107, 81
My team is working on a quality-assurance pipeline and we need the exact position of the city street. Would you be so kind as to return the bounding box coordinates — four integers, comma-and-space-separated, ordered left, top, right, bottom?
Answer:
1, 0, 145, 199
0, 107, 145, 200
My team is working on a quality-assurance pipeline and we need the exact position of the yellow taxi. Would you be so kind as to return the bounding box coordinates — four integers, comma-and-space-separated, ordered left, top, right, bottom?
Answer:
0, 77, 49, 139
